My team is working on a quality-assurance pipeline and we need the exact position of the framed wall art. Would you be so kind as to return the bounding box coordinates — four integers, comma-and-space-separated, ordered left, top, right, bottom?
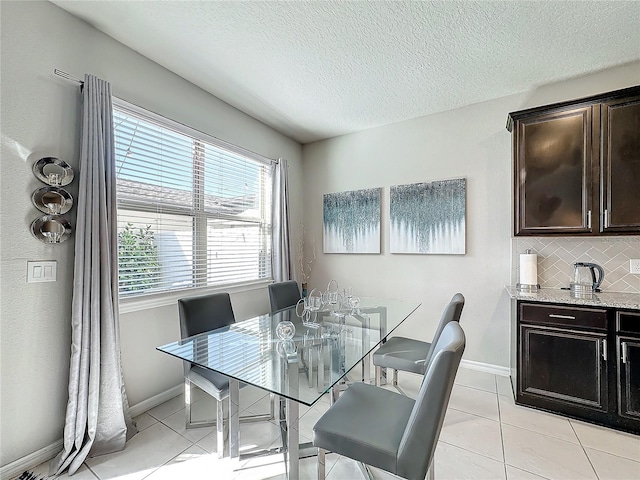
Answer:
323, 187, 381, 254
390, 178, 466, 254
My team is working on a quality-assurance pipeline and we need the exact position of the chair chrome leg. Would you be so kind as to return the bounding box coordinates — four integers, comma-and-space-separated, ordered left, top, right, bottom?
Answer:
375, 366, 382, 386
185, 379, 191, 426
216, 398, 224, 459
389, 369, 407, 396
270, 393, 275, 420
317, 448, 326, 480
185, 379, 216, 428
356, 461, 375, 480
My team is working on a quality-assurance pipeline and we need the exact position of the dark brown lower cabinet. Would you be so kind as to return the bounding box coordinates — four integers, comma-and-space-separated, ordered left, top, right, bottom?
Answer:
617, 311, 640, 423
516, 302, 639, 434
520, 325, 608, 411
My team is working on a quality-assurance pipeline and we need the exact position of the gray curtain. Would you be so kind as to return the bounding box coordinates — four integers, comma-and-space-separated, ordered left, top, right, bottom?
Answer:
51, 75, 136, 476
272, 158, 292, 282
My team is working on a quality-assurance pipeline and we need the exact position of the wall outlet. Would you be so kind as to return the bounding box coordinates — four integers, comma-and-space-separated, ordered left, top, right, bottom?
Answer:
630, 259, 640, 275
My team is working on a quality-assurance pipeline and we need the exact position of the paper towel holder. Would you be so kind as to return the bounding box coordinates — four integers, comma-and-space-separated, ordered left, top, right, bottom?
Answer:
516, 249, 540, 292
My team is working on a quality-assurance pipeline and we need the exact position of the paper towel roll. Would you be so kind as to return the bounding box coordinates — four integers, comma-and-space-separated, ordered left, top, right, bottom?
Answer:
519, 253, 538, 286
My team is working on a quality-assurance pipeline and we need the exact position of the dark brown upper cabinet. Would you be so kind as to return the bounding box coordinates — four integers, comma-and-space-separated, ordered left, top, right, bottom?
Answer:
601, 96, 640, 232
507, 86, 640, 236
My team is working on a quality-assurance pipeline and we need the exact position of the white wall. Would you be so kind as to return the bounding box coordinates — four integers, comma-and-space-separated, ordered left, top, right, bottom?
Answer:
0, 1, 302, 467
302, 61, 640, 368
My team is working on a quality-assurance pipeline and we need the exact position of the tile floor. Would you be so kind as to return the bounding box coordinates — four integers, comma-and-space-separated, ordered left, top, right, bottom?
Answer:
20, 367, 640, 480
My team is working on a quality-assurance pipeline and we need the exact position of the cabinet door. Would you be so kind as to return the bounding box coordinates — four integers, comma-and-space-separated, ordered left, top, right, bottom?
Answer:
520, 325, 608, 411
514, 107, 593, 235
618, 337, 640, 420
601, 96, 640, 233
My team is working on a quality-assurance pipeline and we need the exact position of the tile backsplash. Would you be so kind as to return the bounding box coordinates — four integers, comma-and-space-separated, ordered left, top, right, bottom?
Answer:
512, 237, 640, 293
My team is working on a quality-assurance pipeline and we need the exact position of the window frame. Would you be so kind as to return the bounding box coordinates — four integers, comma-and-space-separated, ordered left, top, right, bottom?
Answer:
113, 98, 275, 313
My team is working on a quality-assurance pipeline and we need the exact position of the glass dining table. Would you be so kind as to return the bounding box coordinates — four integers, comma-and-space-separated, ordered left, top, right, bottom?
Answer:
157, 296, 420, 479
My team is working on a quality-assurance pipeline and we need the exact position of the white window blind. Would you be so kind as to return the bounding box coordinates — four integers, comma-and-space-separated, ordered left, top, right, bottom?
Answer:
113, 101, 273, 298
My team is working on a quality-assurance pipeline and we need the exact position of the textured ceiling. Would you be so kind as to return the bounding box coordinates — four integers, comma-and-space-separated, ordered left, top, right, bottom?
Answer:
51, 1, 640, 144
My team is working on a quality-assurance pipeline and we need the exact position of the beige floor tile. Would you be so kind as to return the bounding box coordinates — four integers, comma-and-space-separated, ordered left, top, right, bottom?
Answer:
571, 419, 640, 461
145, 394, 188, 421
502, 424, 597, 480
326, 456, 364, 480
16, 461, 98, 480
454, 367, 498, 393
496, 375, 514, 398
434, 441, 507, 479
160, 406, 216, 443
498, 395, 578, 444
132, 412, 157, 432
143, 444, 235, 479
193, 429, 223, 456
299, 402, 330, 440
187, 392, 218, 417
239, 384, 271, 413
505, 465, 550, 479
85, 422, 192, 480
235, 455, 321, 480
439, 409, 504, 462
197, 418, 282, 457
449, 384, 500, 421
585, 447, 640, 480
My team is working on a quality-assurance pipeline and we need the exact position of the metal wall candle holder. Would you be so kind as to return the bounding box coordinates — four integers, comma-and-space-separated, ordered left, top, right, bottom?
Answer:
30, 157, 74, 244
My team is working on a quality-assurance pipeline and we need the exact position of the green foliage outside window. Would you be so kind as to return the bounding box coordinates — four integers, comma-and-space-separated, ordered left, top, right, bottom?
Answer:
118, 223, 160, 293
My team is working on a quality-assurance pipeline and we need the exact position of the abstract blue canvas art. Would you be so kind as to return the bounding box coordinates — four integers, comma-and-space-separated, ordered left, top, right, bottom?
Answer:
390, 178, 466, 254
323, 188, 381, 254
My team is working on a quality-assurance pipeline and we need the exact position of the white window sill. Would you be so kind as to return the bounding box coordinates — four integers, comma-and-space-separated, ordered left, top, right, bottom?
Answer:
118, 279, 273, 314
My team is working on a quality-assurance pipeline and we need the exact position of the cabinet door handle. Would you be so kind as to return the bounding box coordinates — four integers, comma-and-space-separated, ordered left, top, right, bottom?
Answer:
603, 209, 609, 229
622, 342, 628, 364
549, 314, 576, 320
587, 210, 592, 229
602, 339, 607, 362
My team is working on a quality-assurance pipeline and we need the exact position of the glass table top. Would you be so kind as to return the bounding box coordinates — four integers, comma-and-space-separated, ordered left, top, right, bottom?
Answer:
157, 297, 420, 406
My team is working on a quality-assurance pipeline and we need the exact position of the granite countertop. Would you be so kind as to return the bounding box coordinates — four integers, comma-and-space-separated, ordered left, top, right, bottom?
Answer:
505, 286, 640, 310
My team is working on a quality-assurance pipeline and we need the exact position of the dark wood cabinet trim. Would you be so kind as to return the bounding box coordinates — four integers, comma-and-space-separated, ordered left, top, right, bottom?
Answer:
616, 310, 640, 335
506, 85, 640, 132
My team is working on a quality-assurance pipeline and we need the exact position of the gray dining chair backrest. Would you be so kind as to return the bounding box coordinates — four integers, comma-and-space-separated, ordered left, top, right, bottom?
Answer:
268, 281, 301, 313
396, 321, 465, 480
178, 292, 235, 339
422, 293, 465, 368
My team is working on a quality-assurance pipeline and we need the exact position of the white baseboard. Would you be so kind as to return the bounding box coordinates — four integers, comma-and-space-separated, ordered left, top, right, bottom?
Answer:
0, 439, 63, 480
0, 385, 183, 480
460, 359, 510, 377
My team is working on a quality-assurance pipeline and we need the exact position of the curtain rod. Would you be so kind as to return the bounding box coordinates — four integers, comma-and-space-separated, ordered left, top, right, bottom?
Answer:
53, 69, 279, 165
54, 69, 83, 85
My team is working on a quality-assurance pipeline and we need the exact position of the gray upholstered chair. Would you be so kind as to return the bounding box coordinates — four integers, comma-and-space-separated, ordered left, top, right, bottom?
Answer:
313, 321, 465, 480
268, 280, 302, 313
268, 280, 322, 386
373, 293, 464, 393
178, 292, 274, 458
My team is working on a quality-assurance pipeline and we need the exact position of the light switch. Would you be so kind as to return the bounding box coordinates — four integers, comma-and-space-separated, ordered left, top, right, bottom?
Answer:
27, 261, 57, 283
